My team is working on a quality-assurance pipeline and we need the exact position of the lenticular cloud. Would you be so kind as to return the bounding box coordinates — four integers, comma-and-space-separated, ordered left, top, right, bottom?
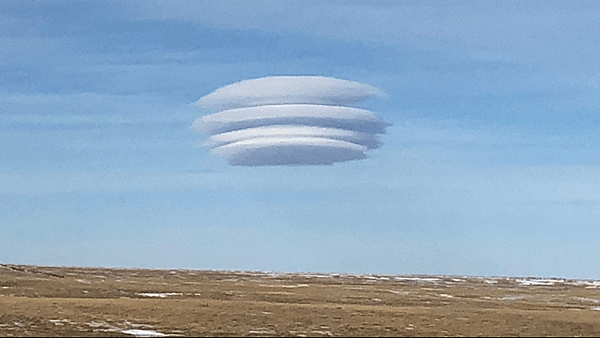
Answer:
196, 76, 381, 111
192, 76, 388, 166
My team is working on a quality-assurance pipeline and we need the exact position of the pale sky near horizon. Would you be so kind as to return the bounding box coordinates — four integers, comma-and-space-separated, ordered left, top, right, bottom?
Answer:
1, 1, 600, 278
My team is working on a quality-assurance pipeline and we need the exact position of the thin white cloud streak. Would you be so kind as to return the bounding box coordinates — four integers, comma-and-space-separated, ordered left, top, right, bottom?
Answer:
1, 92, 187, 117
132, 1, 600, 66
0, 171, 229, 196
130, 1, 600, 94
195, 76, 382, 111
0, 36, 58, 64
2, 155, 600, 205
0, 113, 189, 126
0, 92, 199, 125
192, 76, 388, 166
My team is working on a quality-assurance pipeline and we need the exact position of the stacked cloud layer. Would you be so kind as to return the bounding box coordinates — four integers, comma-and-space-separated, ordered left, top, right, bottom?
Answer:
192, 76, 388, 166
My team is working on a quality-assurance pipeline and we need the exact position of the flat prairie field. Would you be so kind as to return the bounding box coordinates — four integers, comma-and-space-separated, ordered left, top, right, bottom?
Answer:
1, 264, 600, 337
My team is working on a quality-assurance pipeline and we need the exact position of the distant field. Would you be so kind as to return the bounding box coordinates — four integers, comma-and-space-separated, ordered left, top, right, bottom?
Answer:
1, 264, 600, 337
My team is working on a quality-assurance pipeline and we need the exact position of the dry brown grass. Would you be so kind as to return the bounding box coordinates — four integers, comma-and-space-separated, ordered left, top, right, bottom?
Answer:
1, 264, 600, 336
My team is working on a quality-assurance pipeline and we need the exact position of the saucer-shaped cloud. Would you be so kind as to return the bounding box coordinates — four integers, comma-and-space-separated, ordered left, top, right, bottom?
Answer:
204, 125, 381, 150
192, 76, 388, 166
192, 104, 388, 135
195, 76, 382, 111
211, 137, 368, 166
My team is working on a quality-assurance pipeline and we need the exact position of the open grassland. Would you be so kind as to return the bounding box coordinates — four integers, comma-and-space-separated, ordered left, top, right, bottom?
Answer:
1, 264, 600, 336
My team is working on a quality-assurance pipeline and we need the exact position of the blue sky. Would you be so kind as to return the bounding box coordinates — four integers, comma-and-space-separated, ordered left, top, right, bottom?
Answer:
1, 0, 599, 278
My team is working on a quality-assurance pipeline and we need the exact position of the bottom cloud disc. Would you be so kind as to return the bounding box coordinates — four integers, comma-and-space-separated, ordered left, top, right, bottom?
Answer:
211, 137, 368, 166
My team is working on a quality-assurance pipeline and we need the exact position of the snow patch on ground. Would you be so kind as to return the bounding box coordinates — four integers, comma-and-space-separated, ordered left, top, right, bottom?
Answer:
136, 292, 182, 298
573, 297, 600, 304
85, 320, 171, 337
122, 329, 167, 337
499, 296, 524, 301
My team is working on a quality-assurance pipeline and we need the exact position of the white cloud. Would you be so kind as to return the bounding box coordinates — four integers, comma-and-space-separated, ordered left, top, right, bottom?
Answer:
192, 104, 387, 134
192, 76, 388, 166
0, 171, 228, 195
195, 76, 382, 111
212, 136, 367, 166
205, 125, 380, 149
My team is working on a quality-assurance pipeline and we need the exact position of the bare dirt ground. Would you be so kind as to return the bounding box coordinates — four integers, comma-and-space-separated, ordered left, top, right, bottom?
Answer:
1, 264, 600, 337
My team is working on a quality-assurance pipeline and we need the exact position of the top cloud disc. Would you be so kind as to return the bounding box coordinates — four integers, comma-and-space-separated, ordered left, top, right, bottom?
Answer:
195, 76, 382, 111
